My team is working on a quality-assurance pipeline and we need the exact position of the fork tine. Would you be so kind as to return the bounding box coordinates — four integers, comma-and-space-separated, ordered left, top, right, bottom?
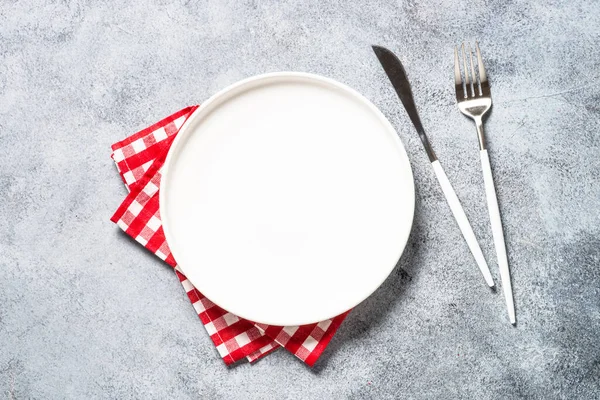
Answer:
454, 46, 466, 99
475, 42, 487, 84
454, 46, 462, 86
475, 42, 490, 96
468, 43, 478, 96
461, 43, 471, 97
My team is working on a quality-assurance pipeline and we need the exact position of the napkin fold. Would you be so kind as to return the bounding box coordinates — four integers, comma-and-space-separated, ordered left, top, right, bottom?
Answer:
110, 107, 349, 366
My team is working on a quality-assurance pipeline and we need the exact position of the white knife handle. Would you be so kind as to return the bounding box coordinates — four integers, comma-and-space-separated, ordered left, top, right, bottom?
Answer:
480, 150, 515, 324
431, 160, 495, 288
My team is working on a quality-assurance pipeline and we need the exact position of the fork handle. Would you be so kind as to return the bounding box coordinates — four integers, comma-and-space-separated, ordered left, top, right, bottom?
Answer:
480, 149, 516, 324
475, 117, 487, 150
431, 160, 495, 288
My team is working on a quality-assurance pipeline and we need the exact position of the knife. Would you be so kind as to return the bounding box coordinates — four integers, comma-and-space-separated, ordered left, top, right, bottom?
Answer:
372, 45, 494, 288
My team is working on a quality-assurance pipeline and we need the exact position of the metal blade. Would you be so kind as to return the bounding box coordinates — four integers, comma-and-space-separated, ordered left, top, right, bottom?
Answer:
372, 45, 436, 161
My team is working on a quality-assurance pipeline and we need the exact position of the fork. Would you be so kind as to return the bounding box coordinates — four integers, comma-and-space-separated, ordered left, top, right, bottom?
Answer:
454, 42, 515, 325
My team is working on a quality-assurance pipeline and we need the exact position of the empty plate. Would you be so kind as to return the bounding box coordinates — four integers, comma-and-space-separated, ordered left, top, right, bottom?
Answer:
160, 72, 414, 326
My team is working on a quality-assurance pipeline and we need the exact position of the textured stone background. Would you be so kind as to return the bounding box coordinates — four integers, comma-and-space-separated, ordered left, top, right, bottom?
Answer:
1, 0, 599, 398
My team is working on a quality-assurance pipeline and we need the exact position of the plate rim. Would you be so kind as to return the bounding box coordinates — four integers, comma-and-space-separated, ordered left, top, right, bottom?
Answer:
160, 71, 415, 325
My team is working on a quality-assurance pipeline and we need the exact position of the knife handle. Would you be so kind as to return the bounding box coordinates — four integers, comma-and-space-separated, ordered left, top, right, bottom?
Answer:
431, 160, 494, 288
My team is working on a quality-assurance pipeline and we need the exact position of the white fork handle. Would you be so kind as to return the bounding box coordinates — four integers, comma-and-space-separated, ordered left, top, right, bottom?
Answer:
431, 160, 495, 288
480, 150, 515, 324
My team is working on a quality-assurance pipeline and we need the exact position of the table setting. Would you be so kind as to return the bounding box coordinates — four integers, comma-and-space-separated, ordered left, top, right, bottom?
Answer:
109, 42, 516, 367
2, 0, 600, 398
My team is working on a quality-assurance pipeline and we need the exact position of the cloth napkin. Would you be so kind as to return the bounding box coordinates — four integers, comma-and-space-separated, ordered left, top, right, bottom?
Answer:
110, 106, 349, 366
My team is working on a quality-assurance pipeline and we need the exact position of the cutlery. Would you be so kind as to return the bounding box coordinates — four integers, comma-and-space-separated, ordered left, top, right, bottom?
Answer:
454, 42, 515, 324
372, 45, 494, 288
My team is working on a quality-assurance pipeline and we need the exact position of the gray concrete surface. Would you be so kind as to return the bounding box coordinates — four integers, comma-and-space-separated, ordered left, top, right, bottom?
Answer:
1, 0, 599, 398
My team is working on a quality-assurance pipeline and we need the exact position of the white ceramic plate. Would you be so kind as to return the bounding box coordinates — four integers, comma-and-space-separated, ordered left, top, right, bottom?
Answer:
160, 72, 414, 326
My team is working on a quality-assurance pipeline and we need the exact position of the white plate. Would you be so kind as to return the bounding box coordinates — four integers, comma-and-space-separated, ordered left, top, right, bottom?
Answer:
160, 72, 414, 326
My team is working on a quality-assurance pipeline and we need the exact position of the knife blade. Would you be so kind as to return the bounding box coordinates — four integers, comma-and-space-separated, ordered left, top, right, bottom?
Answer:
372, 45, 494, 288
372, 45, 437, 162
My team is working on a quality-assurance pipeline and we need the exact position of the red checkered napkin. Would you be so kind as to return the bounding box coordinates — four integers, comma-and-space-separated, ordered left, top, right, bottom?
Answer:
110, 107, 349, 366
